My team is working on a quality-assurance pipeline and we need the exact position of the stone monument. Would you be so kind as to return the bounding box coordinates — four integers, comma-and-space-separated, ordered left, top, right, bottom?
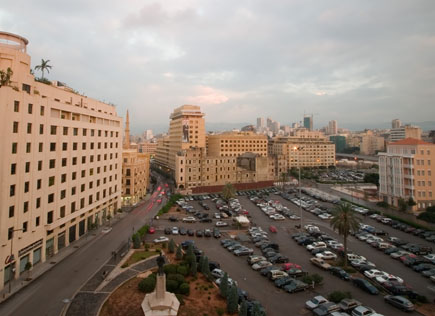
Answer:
141, 253, 180, 316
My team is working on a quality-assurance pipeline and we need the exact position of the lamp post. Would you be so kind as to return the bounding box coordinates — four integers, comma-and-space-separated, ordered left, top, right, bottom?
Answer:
294, 146, 304, 230
8, 228, 23, 294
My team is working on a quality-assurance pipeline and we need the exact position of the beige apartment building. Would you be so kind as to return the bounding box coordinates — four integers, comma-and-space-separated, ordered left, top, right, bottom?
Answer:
268, 133, 336, 171
390, 125, 422, 143
138, 141, 157, 156
207, 131, 268, 157
379, 138, 435, 211
0, 32, 122, 290
360, 130, 385, 155
122, 111, 150, 206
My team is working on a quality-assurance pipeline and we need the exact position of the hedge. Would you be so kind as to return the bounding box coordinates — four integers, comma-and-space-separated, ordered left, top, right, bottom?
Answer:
157, 194, 183, 216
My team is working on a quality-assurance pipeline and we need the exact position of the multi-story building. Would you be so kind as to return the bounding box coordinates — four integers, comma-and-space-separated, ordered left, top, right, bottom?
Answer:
303, 115, 313, 131
390, 125, 422, 143
392, 119, 401, 129
329, 135, 346, 153
269, 133, 336, 170
379, 138, 435, 211
328, 120, 338, 135
360, 130, 385, 155
138, 141, 158, 155
256, 117, 265, 130
121, 111, 150, 206
155, 136, 170, 169
207, 131, 268, 157
155, 105, 205, 172
0, 32, 122, 289
144, 129, 153, 140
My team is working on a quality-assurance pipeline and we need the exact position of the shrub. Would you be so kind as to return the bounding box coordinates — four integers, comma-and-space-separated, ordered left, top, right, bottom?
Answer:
216, 307, 225, 316
138, 277, 156, 293
328, 291, 352, 303
164, 264, 178, 275
311, 273, 323, 285
168, 239, 175, 253
219, 273, 229, 298
167, 273, 185, 286
376, 201, 389, 208
179, 282, 190, 295
132, 234, 141, 249
418, 211, 435, 223
176, 245, 183, 260
177, 265, 188, 276
239, 299, 248, 316
227, 285, 238, 314
166, 279, 178, 293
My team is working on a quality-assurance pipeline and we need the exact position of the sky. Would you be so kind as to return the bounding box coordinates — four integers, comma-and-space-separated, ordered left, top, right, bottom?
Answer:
1, 1, 435, 133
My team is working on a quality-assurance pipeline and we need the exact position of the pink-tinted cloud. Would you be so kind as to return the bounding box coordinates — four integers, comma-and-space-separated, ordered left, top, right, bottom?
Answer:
186, 85, 229, 105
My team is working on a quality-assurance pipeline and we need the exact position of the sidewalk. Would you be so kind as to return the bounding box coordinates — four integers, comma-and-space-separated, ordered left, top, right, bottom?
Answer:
0, 194, 150, 304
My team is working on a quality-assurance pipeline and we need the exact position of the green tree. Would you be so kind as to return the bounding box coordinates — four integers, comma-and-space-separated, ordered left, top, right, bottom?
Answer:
168, 239, 175, 253
363, 173, 379, 187
175, 245, 183, 260
190, 258, 197, 277
239, 298, 248, 316
138, 276, 156, 293
198, 255, 205, 272
0, 67, 13, 87
222, 183, 236, 202
279, 172, 288, 191
398, 198, 408, 212
34, 59, 52, 79
227, 286, 238, 314
330, 203, 360, 267
408, 197, 417, 207
219, 272, 229, 298
202, 256, 210, 277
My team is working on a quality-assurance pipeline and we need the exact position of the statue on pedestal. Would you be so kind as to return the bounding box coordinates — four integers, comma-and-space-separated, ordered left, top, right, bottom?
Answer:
157, 253, 165, 275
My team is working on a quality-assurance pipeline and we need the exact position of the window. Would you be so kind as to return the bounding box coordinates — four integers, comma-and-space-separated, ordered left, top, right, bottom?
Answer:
82, 156, 86, 164
48, 193, 54, 203
88, 195, 93, 204
72, 172, 77, 180
83, 129, 87, 136
81, 170, 85, 177
10, 184, 15, 196
39, 143, 43, 152
82, 143, 86, 150
61, 190, 66, 199
23, 201, 29, 213
63, 127, 68, 135
8, 227, 14, 240
40, 106, 45, 116
71, 187, 76, 195
47, 211, 53, 224
26, 143, 31, 153
50, 126, 57, 135
61, 174, 66, 183
60, 206, 65, 218
49, 159, 55, 169
36, 197, 41, 208
14, 101, 19, 112
73, 143, 77, 150
24, 181, 29, 193
27, 123, 32, 134
80, 198, 85, 208
11, 163, 16, 175
23, 222, 28, 233
81, 184, 85, 192
25, 162, 30, 173
12, 142, 17, 154
37, 179, 42, 189
38, 160, 42, 171
72, 157, 77, 165
73, 128, 78, 136
62, 158, 67, 167
13, 121, 18, 133
38, 124, 44, 134
50, 143, 56, 151
36, 216, 40, 227
62, 143, 67, 151
49, 176, 55, 186
71, 202, 76, 213
9, 206, 14, 218
90, 143, 94, 150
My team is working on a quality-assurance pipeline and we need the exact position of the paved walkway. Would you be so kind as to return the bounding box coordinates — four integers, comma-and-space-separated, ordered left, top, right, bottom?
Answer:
0, 196, 150, 304
65, 255, 159, 316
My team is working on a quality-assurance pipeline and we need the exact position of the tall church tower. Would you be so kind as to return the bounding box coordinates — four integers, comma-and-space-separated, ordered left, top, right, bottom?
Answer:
123, 110, 130, 149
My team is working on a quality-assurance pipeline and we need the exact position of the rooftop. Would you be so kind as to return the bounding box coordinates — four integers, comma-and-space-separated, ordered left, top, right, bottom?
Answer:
389, 138, 432, 146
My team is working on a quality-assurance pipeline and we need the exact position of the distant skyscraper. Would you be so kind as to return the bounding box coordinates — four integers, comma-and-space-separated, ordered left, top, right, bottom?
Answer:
392, 119, 401, 129
267, 117, 273, 129
256, 117, 265, 130
304, 115, 313, 131
144, 129, 153, 140
272, 121, 280, 134
328, 120, 338, 135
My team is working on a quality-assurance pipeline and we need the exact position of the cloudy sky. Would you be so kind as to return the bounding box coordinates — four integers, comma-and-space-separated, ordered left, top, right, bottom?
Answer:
1, 1, 435, 133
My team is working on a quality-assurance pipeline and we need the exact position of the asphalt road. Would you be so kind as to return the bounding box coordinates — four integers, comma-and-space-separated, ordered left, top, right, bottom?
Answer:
0, 181, 166, 316
151, 195, 428, 316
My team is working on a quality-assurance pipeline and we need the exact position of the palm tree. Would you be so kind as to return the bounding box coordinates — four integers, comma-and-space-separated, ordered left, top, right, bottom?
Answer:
330, 203, 360, 267
222, 183, 236, 203
35, 59, 52, 79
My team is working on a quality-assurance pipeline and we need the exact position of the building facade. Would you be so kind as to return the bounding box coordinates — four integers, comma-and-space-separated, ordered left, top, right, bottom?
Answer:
138, 141, 157, 155
392, 119, 401, 129
0, 32, 122, 289
390, 125, 422, 143
379, 138, 435, 211
303, 115, 313, 131
329, 135, 346, 153
328, 120, 338, 135
360, 131, 385, 155
207, 131, 268, 157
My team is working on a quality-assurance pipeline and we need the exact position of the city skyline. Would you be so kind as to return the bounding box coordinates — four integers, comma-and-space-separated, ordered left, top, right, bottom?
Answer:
1, 1, 434, 133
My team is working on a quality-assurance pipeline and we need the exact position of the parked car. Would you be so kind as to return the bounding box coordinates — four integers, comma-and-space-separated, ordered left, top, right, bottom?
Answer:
283, 279, 308, 293
215, 221, 228, 227
312, 302, 340, 316
268, 270, 289, 280
384, 295, 415, 312
330, 267, 350, 280
164, 227, 172, 235
195, 230, 204, 237
153, 236, 169, 244
351, 306, 376, 316
187, 229, 195, 236
252, 261, 272, 271
316, 251, 337, 260
204, 229, 212, 237
305, 296, 328, 310
310, 257, 331, 270
182, 217, 197, 223
351, 278, 379, 295
274, 276, 294, 288
248, 255, 267, 265
213, 228, 221, 238
211, 268, 225, 279
338, 298, 361, 312
364, 269, 388, 280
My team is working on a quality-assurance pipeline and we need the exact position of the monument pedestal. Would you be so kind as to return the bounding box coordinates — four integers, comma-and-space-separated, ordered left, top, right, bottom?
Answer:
142, 273, 180, 316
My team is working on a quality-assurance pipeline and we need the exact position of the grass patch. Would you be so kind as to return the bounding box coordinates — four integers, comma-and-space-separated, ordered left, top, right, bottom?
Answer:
123, 250, 159, 267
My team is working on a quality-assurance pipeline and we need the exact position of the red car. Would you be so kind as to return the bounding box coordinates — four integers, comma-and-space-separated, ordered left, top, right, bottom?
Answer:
157, 199, 162, 204
269, 225, 277, 233
148, 227, 156, 234
282, 263, 302, 271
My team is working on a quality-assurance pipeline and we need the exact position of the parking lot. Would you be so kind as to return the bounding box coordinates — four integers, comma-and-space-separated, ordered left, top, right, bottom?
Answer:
147, 190, 433, 316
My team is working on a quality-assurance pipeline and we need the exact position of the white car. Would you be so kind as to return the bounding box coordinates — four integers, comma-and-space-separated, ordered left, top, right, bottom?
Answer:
307, 242, 327, 251
211, 268, 225, 279
305, 295, 328, 310
248, 255, 267, 265
364, 269, 388, 279
315, 251, 337, 260
171, 227, 179, 235
214, 213, 221, 219
216, 277, 237, 287
153, 236, 169, 244
215, 221, 228, 227
269, 270, 288, 280
271, 214, 285, 221
424, 254, 435, 264
252, 261, 272, 271
390, 251, 410, 259
375, 275, 404, 284
182, 217, 196, 223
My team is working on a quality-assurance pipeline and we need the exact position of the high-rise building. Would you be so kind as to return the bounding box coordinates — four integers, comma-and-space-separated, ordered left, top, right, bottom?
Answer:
390, 125, 422, 143
122, 111, 150, 206
0, 32, 122, 289
392, 119, 401, 129
144, 129, 153, 140
272, 121, 280, 134
266, 117, 273, 129
328, 120, 338, 135
303, 115, 313, 131
329, 135, 346, 153
256, 117, 265, 130
155, 105, 205, 171
379, 138, 435, 211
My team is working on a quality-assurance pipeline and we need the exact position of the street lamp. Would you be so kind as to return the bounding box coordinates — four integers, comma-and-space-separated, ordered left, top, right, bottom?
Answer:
294, 146, 304, 230
7, 228, 23, 294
